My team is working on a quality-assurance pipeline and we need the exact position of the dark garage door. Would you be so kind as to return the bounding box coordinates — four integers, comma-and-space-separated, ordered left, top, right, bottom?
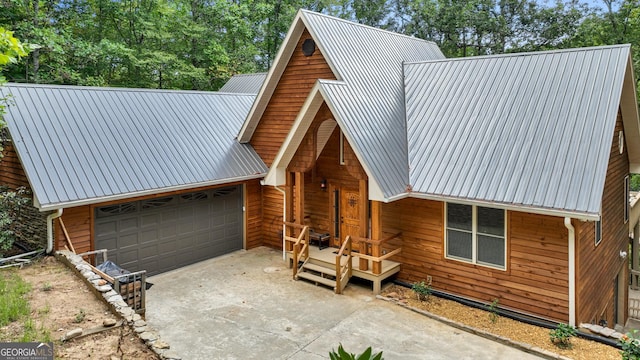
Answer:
95, 186, 243, 275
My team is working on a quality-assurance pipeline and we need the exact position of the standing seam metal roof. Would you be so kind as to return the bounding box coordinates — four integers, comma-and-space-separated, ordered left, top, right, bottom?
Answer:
1, 84, 267, 210
300, 10, 445, 198
404, 45, 631, 216
219, 73, 267, 94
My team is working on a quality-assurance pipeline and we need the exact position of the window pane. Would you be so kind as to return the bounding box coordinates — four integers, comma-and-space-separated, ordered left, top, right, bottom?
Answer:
477, 207, 504, 236
447, 229, 472, 260
477, 234, 505, 268
447, 203, 472, 231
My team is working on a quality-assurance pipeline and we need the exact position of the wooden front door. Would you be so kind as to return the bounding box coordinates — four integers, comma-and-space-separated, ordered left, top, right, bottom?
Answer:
340, 188, 360, 246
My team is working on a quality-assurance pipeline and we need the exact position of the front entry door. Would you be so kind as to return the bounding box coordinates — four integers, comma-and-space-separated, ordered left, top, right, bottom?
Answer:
340, 188, 361, 249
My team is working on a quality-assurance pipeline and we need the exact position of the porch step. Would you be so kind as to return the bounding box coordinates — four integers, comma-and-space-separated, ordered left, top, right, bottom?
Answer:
296, 271, 336, 288
302, 262, 336, 276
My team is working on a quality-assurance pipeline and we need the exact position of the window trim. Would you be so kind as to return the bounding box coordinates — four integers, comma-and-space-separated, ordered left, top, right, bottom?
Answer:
595, 218, 602, 246
625, 175, 630, 224
445, 203, 507, 271
339, 130, 345, 165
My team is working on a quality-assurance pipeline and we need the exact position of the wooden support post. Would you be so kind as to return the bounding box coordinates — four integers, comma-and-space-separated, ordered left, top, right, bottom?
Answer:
371, 201, 382, 275
359, 180, 368, 271
295, 172, 305, 226
285, 172, 294, 252
633, 222, 640, 289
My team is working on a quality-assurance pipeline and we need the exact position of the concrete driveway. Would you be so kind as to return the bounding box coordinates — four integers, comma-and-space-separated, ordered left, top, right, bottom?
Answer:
146, 247, 543, 360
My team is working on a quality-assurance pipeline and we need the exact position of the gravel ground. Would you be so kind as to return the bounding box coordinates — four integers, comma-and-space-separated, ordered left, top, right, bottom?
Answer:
382, 285, 620, 360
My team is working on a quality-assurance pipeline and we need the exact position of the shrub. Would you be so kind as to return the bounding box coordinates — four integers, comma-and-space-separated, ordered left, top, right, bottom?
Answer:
620, 330, 640, 360
487, 298, 499, 324
411, 280, 432, 301
329, 344, 383, 360
549, 323, 577, 349
0, 186, 30, 256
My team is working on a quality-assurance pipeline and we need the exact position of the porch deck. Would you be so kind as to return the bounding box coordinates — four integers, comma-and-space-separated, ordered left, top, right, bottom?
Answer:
288, 245, 401, 294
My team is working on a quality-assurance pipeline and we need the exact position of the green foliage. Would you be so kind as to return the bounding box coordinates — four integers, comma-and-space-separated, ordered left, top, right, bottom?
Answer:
0, 186, 30, 257
487, 298, 499, 324
631, 174, 640, 192
0, 27, 28, 66
411, 280, 432, 301
620, 330, 640, 360
329, 344, 383, 360
549, 323, 577, 349
41, 282, 52, 292
73, 309, 86, 323
0, 271, 31, 326
20, 317, 51, 343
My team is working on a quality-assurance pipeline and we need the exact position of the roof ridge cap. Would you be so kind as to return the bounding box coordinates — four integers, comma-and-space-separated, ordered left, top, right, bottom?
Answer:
300, 9, 438, 47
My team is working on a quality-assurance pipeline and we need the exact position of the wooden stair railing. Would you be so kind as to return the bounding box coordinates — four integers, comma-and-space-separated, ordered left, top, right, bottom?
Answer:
283, 222, 309, 278
335, 235, 352, 294
353, 232, 402, 275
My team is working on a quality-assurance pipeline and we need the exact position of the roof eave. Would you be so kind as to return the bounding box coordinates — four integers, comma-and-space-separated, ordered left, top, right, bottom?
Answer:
387, 192, 600, 221
37, 173, 266, 211
621, 48, 640, 173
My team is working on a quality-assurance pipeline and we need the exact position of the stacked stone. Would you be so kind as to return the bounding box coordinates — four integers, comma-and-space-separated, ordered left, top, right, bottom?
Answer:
579, 323, 625, 341
57, 250, 180, 360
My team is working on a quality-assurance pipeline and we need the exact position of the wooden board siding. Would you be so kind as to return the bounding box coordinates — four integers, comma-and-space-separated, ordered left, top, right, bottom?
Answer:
55, 205, 92, 254
54, 181, 263, 255
0, 142, 30, 189
262, 186, 284, 249
245, 179, 263, 249
250, 29, 336, 166
576, 109, 629, 326
382, 198, 570, 322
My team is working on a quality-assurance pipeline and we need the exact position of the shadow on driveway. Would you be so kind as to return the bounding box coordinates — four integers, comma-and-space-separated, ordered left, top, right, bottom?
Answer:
146, 247, 543, 360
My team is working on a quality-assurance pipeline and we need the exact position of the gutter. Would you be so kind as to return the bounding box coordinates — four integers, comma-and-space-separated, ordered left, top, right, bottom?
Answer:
46, 208, 63, 254
384, 191, 600, 222
38, 173, 266, 212
564, 217, 576, 327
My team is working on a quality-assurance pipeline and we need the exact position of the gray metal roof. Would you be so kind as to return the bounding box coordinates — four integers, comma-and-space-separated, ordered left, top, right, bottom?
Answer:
219, 73, 267, 94
300, 10, 445, 198
404, 45, 631, 217
1, 83, 267, 210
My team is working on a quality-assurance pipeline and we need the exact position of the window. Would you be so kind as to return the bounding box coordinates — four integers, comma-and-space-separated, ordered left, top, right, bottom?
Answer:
446, 203, 506, 269
625, 175, 630, 223
595, 219, 602, 246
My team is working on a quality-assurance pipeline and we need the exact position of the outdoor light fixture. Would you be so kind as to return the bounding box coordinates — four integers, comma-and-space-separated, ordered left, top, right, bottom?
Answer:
320, 178, 327, 191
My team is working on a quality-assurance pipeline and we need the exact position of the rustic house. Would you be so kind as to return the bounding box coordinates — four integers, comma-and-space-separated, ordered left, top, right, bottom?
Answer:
1, 9, 639, 329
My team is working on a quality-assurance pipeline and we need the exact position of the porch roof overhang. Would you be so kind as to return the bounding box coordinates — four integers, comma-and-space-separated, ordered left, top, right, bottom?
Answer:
262, 80, 387, 201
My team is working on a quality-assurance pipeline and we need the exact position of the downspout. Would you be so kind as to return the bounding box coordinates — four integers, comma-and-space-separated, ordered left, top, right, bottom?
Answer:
274, 185, 287, 260
46, 208, 63, 254
564, 217, 576, 327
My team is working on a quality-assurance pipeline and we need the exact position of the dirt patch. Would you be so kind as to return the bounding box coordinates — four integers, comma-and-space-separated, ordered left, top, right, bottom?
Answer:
0, 256, 158, 359
382, 285, 620, 360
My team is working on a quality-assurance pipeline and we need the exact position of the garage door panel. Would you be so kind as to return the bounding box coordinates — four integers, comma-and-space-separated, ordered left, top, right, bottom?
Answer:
95, 186, 243, 276
140, 229, 159, 244
95, 220, 117, 235
120, 218, 139, 232
118, 233, 139, 248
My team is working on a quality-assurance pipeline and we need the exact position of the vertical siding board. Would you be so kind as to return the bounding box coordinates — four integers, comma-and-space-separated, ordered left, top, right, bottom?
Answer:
576, 109, 629, 325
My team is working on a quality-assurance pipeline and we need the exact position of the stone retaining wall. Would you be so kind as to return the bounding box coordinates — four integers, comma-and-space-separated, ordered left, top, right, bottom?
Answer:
56, 250, 179, 360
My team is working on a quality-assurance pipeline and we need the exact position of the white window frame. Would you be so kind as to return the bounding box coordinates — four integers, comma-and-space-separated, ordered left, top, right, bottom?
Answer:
339, 130, 345, 165
445, 203, 507, 270
625, 175, 630, 224
595, 218, 602, 246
